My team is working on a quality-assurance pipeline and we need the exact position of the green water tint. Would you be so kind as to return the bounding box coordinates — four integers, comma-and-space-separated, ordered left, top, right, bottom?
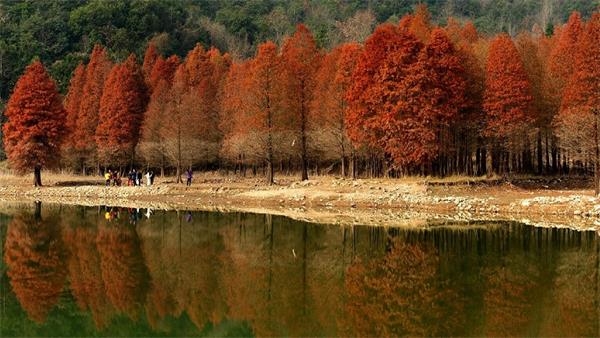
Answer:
1, 203, 599, 337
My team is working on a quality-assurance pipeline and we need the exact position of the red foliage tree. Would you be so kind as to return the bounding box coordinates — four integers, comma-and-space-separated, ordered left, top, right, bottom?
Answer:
346, 24, 423, 171
4, 204, 67, 323
220, 61, 253, 172
63, 63, 86, 149
311, 43, 361, 177
516, 32, 554, 174
483, 33, 533, 175
221, 42, 282, 184
244, 42, 281, 184
161, 45, 224, 182
142, 43, 159, 85
408, 28, 466, 172
549, 12, 583, 91
444, 19, 487, 175
555, 13, 600, 194
95, 54, 149, 167
74, 45, 112, 174
139, 54, 180, 171
408, 4, 432, 42
280, 24, 321, 181
148, 55, 179, 91
461, 21, 479, 44
2, 61, 67, 186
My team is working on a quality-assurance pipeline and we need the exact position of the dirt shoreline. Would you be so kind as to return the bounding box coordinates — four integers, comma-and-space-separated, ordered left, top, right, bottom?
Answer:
0, 173, 599, 232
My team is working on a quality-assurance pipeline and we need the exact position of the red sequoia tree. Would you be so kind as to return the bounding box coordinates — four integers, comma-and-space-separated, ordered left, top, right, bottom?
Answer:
311, 43, 361, 177
483, 34, 533, 175
3, 61, 67, 186
407, 28, 466, 172
548, 12, 583, 92
139, 55, 180, 172
142, 43, 159, 85
346, 24, 423, 172
64, 63, 86, 145
74, 45, 112, 174
555, 13, 600, 195
220, 42, 282, 185
62, 63, 86, 167
95, 54, 148, 168
280, 24, 321, 181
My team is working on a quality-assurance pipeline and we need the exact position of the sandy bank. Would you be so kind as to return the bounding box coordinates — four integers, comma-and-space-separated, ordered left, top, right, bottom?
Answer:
0, 173, 599, 232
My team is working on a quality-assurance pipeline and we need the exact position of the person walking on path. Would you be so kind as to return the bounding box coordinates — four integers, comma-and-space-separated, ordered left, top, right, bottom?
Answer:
104, 170, 111, 186
186, 168, 193, 186
145, 171, 151, 186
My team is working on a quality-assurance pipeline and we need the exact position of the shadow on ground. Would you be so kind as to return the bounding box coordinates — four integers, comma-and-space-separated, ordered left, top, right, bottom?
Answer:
53, 180, 104, 187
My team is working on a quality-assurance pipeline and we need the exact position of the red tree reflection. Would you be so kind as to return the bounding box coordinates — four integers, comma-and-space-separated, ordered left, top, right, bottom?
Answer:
96, 223, 149, 320
343, 239, 463, 336
4, 205, 67, 323
63, 225, 113, 328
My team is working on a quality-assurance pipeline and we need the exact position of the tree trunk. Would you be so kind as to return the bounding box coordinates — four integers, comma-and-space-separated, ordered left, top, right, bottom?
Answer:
34, 200, 41, 220
267, 111, 274, 185
176, 128, 182, 184
350, 151, 356, 179
594, 109, 600, 196
537, 130, 543, 175
300, 95, 309, 181
33, 165, 42, 187
486, 144, 494, 177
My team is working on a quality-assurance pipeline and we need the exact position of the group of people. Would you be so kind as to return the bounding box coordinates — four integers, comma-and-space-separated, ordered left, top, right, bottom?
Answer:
104, 169, 155, 187
103, 168, 193, 187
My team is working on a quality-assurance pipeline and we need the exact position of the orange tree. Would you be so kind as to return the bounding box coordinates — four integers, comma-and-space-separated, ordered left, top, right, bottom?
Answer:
95, 54, 148, 168
346, 24, 422, 174
311, 43, 361, 177
280, 24, 321, 181
74, 45, 112, 174
139, 55, 180, 173
3, 61, 67, 186
555, 13, 600, 195
483, 33, 533, 175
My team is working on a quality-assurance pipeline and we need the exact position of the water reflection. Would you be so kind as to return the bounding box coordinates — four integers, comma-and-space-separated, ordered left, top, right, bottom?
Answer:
4, 202, 67, 324
0, 203, 599, 337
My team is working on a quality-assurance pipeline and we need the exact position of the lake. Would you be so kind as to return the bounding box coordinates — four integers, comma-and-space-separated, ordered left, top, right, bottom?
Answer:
1, 202, 599, 337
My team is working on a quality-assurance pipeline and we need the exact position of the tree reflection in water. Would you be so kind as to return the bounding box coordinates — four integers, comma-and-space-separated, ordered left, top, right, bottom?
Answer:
96, 212, 150, 321
1, 205, 599, 337
3, 202, 67, 323
343, 237, 464, 337
62, 207, 113, 329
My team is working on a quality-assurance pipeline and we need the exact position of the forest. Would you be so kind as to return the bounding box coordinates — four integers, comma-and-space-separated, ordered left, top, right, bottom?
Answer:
0, 0, 598, 98
1, 1, 600, 189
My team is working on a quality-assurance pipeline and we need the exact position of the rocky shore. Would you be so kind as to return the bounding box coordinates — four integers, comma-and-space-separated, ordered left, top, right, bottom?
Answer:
0, 173, 599, 232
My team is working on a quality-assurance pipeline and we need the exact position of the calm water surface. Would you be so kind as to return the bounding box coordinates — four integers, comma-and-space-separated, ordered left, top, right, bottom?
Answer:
0, 203, 599, 337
